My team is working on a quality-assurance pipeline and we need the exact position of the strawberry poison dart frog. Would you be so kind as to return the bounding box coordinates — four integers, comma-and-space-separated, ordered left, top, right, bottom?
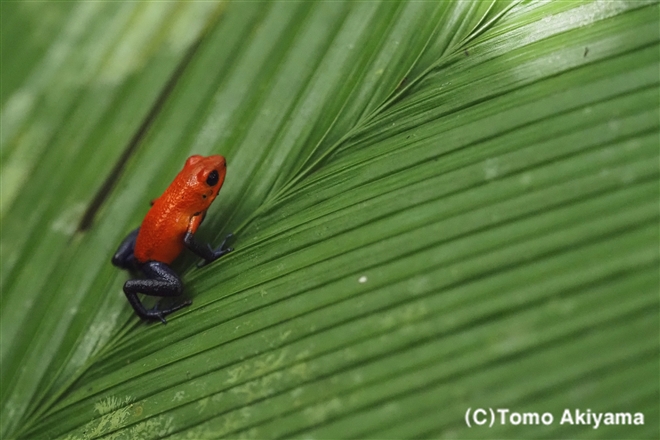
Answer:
112, 155, 233, 324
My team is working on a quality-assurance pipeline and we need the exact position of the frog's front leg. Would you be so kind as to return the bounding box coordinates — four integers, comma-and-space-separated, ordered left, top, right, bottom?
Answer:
123, 261, 191, 324
184, 231, 234, 268
111, 228, 139, 270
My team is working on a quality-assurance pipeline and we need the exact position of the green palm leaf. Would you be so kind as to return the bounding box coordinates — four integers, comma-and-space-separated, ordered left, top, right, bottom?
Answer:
1, 1, 658, 439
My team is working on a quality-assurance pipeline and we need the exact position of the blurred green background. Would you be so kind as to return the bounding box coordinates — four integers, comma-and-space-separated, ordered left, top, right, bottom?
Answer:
1, 1, 658, 439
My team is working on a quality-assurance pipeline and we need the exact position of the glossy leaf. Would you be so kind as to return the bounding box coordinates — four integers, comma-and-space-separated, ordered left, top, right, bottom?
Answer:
1, 1, 658, 439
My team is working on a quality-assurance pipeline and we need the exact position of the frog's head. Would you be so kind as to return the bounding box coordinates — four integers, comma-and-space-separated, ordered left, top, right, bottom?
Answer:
180, 154, 227, 210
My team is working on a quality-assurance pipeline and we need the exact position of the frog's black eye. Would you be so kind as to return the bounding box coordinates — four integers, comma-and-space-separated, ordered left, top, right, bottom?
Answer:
206, 170, 219, 186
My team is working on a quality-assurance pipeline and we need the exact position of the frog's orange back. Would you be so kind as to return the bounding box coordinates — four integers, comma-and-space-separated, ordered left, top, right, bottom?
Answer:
134, 155, 226, 264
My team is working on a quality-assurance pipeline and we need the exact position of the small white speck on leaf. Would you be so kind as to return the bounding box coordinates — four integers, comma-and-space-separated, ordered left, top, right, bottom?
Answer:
520, 172, 532, 186
50, 202, 86, 235
483, 158, 499, 180
358, 276, 368, 284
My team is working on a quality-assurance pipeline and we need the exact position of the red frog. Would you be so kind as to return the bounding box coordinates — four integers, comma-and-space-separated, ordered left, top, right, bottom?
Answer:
112, 155, 233, 323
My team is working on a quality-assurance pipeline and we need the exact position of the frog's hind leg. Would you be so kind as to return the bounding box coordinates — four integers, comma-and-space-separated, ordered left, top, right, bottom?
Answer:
123, 261, 191, 324
111, 228, 140, 270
